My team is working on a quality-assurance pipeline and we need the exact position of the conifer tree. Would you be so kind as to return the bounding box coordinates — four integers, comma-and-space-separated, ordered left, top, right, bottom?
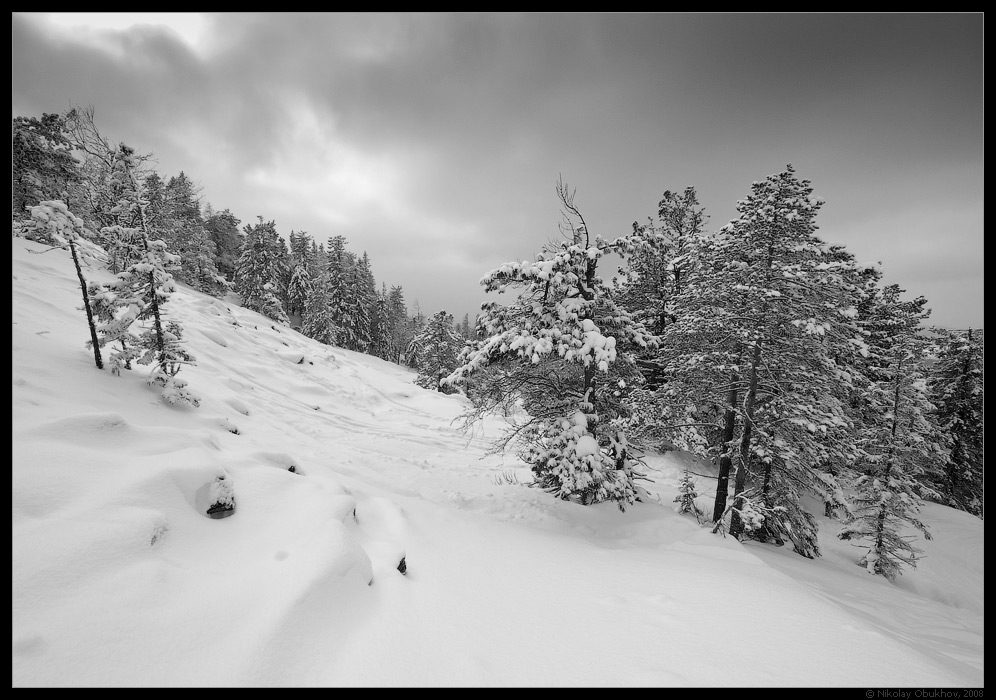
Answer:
260, 284, 290, 326
646, 166, 861, 555
928, 328, 984, 517
87, 280, 136, 374
61, 106, 153, 252
92, 144, 199, 406
236, 217, 289, 324
146, 172, 225, 296
341, 264, 372, 352
616, 187, 706, 389
459, 313, 473, 341
446, 179, 654, 510
286, 262, 314, 330
414, 310, 463, 393
307, 239, 328, 281
386, 285, 410, 364
285, 230, 313, 329
302, 271, 338, 346
326, 235, 360, 348
203, 208, 242, 281
404, 303, 427, 367
355, 252, 379, 351
12, 113, 81, 218
369, 284, 392, 360
674, 468, 705, 523
838, 284, 946, 577
288, 229, 312, 262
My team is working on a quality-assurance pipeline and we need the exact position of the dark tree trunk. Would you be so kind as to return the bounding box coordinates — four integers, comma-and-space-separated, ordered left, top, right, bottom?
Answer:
730, 342, 762, 539
69, 237, 103, 370
712, 382, 738, 523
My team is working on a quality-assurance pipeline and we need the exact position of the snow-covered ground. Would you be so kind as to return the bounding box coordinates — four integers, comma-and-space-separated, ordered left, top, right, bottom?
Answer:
11, 237, 983, 687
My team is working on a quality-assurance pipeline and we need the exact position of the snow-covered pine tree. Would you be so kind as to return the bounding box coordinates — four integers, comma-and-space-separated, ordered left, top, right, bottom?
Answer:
286, 230, 314, 329
301, 271, 338, 346
235, 217, 289, 324
307, 239, 328, 282
928, 328, 984, 517
61, 107, 155, 269
12, 113, 81, 219
183, 225, 227, 298
92, 144, 200, 407
325, 235, 366, 350
385, 286, 410, 365
445, 179, 655, 510
838, 284, 946, 578
17, 200, 104, 369
260, 283, 290, 326
459, 313, 473, 341
369, 284, 392, 361
286, 262, 313, 331
288, 229, 312, 263
343, 264, 373, 352
649, 166, 861, 556
356, 253, 379, 338
203, 208, 242, 282
269, 231, 293, 319
674, 467, 705, 523
87, 280, 137, 375
405, 304, 427, 368
143, 171, 224, 296
616, 187, 707, 390
153, 320, 199, 406
413, 310, 463, 394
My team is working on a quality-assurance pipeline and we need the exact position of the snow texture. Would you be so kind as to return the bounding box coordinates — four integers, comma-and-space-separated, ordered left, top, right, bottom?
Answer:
10, 237, 983, 688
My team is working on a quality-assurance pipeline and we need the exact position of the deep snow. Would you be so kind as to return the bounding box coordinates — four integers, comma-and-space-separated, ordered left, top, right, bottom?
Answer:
11, 236, 983, 687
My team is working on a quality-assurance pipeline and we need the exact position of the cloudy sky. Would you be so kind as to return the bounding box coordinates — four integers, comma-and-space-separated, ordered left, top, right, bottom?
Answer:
12, 12, 984, 329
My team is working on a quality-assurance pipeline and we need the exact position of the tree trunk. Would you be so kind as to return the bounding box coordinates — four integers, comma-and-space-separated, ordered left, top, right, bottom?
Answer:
712, 382, 738, 523
135, 195, 167, 373
730, 342, 762, 539
69, 237, 103, 370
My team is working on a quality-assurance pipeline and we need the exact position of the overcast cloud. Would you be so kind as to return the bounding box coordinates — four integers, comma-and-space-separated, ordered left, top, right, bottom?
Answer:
11, 12, 984, 329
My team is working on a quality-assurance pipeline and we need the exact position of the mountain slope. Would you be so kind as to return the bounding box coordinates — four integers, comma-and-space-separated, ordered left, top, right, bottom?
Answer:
11, 236, 983, 687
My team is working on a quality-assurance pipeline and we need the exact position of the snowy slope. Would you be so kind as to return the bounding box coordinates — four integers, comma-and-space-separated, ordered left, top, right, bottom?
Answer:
11, 237, 983, 687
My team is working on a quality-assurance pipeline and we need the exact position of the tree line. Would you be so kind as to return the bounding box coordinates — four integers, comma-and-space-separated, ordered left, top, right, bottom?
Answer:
12, 107, 476, 402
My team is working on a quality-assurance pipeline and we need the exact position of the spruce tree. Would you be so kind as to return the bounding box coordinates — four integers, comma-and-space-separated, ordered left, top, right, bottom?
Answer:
648, 166, 861, 555
12, 113, 81, 219
414, 310, 463, 394
236, 217, 289, 324
386, 285, 410, 364
286, 262, 314, 330
203, 208, 242, 282
326, 235, 362, 349
146, 172, 224, 296
838, 284, 946, 578
285, 230, 314, 329
369, 284, 392, 361
301, 272, 339, 346
62, 106, 154, 255
674, 468, 705, 523
405, 305, 427, 368
928, 328, 984, 517
92, 144, 199, 406
446, 179, 654, 510
616, 187, 706, 389
342, 266, 372, 352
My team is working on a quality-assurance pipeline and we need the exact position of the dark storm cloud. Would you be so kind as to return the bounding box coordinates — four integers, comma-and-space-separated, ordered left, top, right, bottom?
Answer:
11, 12, 983, 329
